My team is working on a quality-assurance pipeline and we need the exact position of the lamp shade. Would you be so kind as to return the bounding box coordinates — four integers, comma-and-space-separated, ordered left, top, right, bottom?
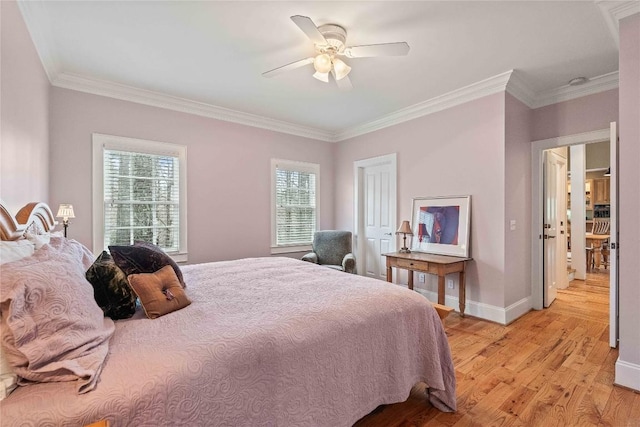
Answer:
332, 58, 351, 81
313, 54, 332, 74
312, 71, 329, 82
56, 204, 75, 220
396, 220, 413, 235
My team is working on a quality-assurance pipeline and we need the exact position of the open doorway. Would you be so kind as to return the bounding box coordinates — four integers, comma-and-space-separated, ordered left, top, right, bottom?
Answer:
565, 141, 612, 279
531, 125, 618, 348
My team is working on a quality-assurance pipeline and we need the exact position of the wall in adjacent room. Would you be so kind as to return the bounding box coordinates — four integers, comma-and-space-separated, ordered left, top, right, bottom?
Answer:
1, 1, 50, 214
49, 88, 334, 264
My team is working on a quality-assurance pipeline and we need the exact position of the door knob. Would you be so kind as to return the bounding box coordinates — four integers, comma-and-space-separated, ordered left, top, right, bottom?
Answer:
384, 232, 392, 236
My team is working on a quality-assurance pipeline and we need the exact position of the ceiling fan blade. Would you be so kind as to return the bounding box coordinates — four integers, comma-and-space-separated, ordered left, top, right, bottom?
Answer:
344, 42, 410, 58
262, 57, 314, 78
332, 70, 353, 91
290, 15, 327, 45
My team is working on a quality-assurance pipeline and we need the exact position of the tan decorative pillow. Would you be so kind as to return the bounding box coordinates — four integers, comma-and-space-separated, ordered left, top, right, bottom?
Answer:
109, 242, 186, 288
127, 265, 191, 319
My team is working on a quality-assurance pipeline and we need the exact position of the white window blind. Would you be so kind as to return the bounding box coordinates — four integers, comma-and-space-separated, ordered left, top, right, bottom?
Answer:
272, 160, 319, 250
104, 150, 180, 251
93, 134, 187, 260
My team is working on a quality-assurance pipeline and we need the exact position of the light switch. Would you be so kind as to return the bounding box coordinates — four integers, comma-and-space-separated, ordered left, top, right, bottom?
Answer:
510, 220, 516, 231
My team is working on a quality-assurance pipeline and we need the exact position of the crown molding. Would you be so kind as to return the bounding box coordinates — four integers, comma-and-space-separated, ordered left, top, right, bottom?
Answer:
597, 1, 640, 47
505, 70, 537, 108
531, 71, 619, 109
17, 0, 629, 143
19, 0, 332, 141
334, 70, 514, 141
54, 70, 522, 143
52, 73, 335, 142
17, 0, 61, 82
333, 68, 619, 140
47, 69, 620, 143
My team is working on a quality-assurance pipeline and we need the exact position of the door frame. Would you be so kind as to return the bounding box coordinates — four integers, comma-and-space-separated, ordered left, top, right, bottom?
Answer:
353, 153, 397, 276
531, 128, 609, 310
608, 122, 618, 348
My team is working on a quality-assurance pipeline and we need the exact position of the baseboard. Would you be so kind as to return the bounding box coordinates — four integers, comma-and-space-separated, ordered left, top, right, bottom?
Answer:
413, 289, 532, 325
615, 358, 640, 391
505, 296, 533, 324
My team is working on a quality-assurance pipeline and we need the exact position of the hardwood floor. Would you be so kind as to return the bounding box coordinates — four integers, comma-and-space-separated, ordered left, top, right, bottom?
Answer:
356, 270, 640, 426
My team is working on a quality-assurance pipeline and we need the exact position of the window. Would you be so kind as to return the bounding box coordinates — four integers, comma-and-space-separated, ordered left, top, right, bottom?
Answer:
92, 134, 187, 261
271, 159, 319, 254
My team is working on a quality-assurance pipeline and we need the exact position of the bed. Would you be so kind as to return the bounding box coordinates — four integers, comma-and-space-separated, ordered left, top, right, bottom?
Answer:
0, 202, 456, 426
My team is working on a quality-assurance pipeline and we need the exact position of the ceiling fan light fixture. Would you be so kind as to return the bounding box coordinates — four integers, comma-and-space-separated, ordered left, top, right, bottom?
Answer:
264, 15, 410, 89
332, 58, 351, 80
313, 71, 330, 82
313, 53, 332, 73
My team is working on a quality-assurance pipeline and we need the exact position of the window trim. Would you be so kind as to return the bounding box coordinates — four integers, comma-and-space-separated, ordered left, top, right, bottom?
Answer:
92, 133, 188, 262
270, 158, 320, 254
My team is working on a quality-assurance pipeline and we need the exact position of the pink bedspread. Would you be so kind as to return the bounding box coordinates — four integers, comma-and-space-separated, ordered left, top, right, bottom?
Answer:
0, 257, 456, 426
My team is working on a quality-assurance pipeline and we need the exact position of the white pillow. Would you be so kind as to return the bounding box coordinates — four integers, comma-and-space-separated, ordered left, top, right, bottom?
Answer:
25, 231, 50, 250
0, 240, 35, 265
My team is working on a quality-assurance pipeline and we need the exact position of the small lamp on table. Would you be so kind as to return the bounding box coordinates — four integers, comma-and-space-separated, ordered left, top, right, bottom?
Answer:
396, 220, 413, 253
56, 204, 75, 238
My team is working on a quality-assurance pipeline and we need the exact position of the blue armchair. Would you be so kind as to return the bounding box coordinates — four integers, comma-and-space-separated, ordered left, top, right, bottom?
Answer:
301, 230, 356, 274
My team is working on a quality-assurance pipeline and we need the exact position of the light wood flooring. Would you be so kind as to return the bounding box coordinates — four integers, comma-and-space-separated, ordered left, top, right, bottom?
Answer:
356, 269, 640, 426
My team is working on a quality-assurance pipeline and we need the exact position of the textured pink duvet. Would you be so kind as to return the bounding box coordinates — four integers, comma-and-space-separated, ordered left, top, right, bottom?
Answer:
0, 257, 456, 426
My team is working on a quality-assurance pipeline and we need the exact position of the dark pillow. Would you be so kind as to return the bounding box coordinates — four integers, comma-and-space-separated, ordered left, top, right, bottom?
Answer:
127, 265, 191, 319
85, 251, 137, 320
109, 241, 185, 288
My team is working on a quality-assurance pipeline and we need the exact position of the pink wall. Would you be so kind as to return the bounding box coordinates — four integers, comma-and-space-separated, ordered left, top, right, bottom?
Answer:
49, 88, 334, 264
617, 12, 640, 386
504, 93, 532, 307
335, 93, 507, 309
0, 1, 50, 214
531, 89, 619, 141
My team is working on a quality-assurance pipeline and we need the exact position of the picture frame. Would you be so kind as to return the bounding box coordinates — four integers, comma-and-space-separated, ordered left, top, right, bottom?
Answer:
410, 195, 471, 258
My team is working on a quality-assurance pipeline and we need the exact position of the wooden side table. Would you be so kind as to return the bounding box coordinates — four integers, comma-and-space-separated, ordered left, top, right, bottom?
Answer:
384, 251, 470, 316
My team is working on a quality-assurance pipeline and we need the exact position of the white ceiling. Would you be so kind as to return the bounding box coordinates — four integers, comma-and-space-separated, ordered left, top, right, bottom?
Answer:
18, 1, 631, 140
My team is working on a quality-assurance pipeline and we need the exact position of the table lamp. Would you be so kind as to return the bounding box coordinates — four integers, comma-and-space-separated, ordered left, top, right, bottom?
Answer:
396, 220, 413, 253
56, 204, 75, 238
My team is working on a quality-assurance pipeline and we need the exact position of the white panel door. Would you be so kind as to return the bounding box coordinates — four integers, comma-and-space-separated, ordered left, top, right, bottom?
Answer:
543, 150, 567, 306
363, 163, 394, 279
609, 122, 618, 348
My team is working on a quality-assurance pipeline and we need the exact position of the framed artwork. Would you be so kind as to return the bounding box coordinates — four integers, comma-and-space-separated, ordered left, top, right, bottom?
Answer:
410, 195, 471, 258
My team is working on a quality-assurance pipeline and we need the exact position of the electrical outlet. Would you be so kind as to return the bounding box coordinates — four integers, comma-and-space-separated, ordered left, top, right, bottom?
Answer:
447, 279, 454, 289
418, 273, 426, 283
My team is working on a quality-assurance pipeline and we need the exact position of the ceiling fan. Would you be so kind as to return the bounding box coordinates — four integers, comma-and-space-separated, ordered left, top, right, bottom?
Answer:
262, 15, 410, 90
